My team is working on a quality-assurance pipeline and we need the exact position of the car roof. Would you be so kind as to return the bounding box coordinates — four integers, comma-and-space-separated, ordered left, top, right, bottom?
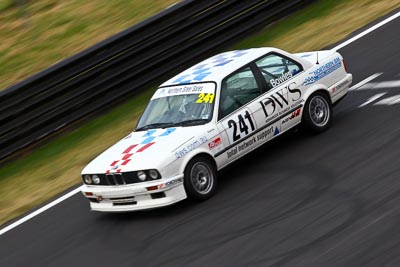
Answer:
160, 47, 281, 87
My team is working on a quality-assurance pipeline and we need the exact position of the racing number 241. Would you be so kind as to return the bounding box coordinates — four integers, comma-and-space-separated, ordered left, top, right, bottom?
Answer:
228, 111, 255, 142
196, 93, 215, 104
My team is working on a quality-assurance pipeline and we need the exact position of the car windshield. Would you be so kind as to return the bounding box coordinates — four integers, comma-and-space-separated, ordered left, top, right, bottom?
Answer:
136, 83, 216, 130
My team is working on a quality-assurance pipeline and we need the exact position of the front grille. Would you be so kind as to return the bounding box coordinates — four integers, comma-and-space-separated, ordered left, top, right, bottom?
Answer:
105, 173, 126, 185
82, 170, 161, 186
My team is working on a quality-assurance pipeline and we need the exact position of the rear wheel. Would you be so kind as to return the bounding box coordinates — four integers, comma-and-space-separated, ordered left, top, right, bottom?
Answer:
302, 91, 332, 133
184, 156, 217, 200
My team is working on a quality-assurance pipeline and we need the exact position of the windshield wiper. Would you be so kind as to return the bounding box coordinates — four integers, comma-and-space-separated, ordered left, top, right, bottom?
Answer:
136, 122, 175, 131
174, 119, 209, 127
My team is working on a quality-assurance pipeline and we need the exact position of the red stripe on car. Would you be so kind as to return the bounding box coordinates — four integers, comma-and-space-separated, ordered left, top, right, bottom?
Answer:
123, 144, 138, 154
121, 159, 131, 165
137, 142, 155, 152
110, 160, 119, 166
122, 153, 133, 160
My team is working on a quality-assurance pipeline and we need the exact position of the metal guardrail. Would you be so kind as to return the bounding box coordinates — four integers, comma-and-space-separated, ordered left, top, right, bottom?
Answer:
0, 0, 313, 162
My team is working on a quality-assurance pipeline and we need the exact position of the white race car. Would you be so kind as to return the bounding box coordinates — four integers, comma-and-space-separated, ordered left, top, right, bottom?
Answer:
81, 47, 352, 212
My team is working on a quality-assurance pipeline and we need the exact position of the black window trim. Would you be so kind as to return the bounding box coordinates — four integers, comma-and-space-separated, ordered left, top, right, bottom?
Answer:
217, 51, 305, 121
253, 51, 304, 93
217, 64, 264, 121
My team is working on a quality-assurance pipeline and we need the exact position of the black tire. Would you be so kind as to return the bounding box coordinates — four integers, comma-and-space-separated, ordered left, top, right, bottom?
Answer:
302, 91, 332, 133
183, 156, 217, 200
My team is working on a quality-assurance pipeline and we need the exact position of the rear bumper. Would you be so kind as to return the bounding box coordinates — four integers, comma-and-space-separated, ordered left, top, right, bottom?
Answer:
330, 73, 352, 103
81, 174, 187, 212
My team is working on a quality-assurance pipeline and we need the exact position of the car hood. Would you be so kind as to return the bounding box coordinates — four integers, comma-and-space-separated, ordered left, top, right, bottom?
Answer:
82, 126, 207, 174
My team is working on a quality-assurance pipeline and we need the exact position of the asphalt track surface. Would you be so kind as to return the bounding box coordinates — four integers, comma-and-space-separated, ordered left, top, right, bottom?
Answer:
2, 10, 400, 267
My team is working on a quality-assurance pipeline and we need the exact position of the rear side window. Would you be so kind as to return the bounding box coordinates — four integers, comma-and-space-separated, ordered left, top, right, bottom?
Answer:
255, 53, 303, 90
219, 67, 261, 119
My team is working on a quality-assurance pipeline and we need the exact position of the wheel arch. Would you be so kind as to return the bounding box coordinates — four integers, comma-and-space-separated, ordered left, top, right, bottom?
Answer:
302, 84, 332, 105
183, 152, 217, 174
301, 86, 333, 133
182, 151, 218, 200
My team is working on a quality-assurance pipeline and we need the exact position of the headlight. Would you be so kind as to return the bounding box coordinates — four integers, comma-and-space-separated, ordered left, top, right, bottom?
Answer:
83, 175, 92, 184
149, 169, 159, 179
137, 171, 147, 181
92, 175, 101, 184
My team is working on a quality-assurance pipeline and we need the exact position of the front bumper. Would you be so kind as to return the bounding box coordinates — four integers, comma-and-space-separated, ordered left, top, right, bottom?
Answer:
81, 174, 186, 212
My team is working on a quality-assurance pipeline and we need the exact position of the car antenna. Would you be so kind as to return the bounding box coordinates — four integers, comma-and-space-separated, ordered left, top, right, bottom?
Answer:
316, 51, 319, 65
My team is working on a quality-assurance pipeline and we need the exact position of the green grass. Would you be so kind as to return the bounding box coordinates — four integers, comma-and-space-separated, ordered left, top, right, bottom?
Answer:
233, 0, 350, 49
1, 0, 400, 225
0, 0, 177, 90
2, 89, 153, 177
0, 88, 154, 222
0, 0, 13, 12
234, 0, 400, 53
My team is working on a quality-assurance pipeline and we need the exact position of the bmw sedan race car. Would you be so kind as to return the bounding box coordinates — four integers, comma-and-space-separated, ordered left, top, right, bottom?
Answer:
81, 47, 352, 212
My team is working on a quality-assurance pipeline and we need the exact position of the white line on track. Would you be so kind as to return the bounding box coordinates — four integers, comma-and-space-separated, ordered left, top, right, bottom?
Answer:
0, 186, 83, 236
357, 80, 400, 90
1, 10, 400, 237
333, 11, 400, 51
374, 94, 400, 106
349, 73, 383, 91
358, 93, 387, 107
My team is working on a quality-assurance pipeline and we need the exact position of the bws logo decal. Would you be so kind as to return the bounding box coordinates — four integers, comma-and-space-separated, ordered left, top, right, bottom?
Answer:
259, 82, 302, 123
175, 136, 208, 159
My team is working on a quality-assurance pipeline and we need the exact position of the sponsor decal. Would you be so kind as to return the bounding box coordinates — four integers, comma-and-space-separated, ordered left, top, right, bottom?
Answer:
270, 72, 293, 87
208, 137, 222, 150
259, 82, 302, 123
165, 177, 183, 187
303, 57, 342, 86
152, 83, 215, 99
226, 137, 255, 158
226, 126, 274, 158
167, 85, 204, 94
331, 79, 350, 94
256, 126, 274, 142
175, 136, 208, 159
281, 108, 301, 124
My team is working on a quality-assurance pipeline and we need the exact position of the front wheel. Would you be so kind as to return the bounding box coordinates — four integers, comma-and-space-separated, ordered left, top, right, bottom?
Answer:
184, 156, 217, 200
302, 91, 332, 133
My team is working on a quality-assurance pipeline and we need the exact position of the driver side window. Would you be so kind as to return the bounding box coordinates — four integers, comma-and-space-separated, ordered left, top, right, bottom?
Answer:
256, 53, 303, 90
219, 67, 261, 120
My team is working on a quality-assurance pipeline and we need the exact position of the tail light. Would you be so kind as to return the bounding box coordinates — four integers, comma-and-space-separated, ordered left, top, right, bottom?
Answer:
342, 59, 348, 72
